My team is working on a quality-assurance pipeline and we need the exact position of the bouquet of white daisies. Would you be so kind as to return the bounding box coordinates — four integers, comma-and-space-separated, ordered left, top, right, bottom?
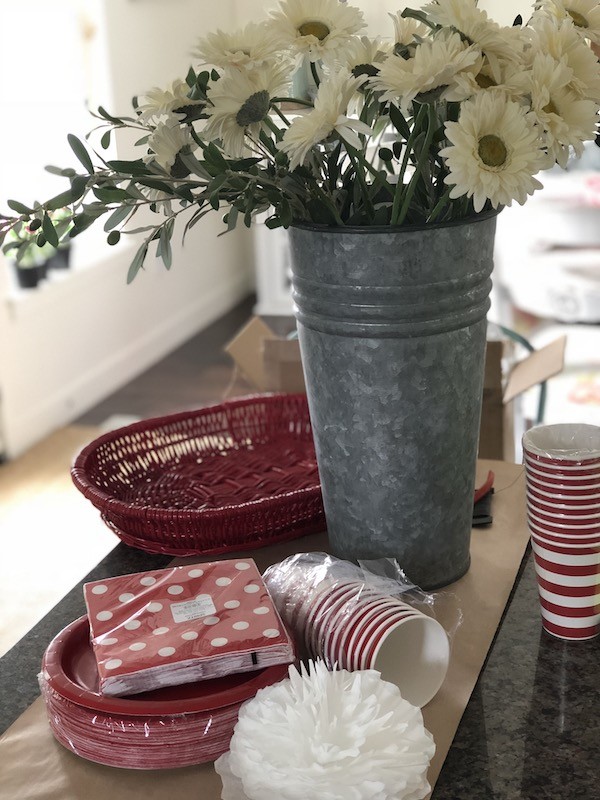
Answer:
2, 0, 599, 280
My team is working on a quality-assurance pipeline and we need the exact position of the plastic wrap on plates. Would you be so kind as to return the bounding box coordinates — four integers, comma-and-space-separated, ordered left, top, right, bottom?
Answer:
263, 553, 461, 707
38, 614, 294, 770
83, 559, 294, 696
39, 672, 234, 769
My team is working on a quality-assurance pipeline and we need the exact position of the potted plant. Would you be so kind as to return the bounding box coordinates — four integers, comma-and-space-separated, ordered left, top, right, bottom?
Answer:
45, 208, 73, 270
2, 222, 52, 289
2, 208, 73, 287
0, 0, 598, 586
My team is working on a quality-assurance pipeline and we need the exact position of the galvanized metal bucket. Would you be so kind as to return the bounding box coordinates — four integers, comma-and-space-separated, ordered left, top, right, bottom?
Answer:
289, 211, 498, 589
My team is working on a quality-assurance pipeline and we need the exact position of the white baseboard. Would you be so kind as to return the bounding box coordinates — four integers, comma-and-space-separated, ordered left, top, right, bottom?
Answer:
2, 269, 252, 458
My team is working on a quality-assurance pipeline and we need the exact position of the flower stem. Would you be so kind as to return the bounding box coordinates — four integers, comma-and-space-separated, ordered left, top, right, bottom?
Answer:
426, 186, 453, 223
396, 104, 439, 225
272, 96, 314, 107
269, 103, 292, 128
391, 103, 428, 224
263, 115, 284, 141
344, 142, 395, 200
344, 143, 374, 219
310, 61, 321, 89
311, 185, 345, 225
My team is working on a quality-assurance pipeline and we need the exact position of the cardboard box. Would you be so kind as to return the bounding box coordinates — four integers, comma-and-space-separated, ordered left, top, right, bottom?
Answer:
482, 334, 566, 461
226, 317, 566, 462
225, 317, 305, 393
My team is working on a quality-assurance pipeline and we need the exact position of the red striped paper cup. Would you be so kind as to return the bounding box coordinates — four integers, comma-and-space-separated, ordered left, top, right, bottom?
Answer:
526, 492, 600, 517
314, 585, 379, 662
340, 598, 403, 668
304, 582, 365, 654
357, 611, 450, 707
538, 612, 599, 641
536, 572, 600, 596
351, 605, 418, 670
353, 606, 417, 669
320, 590, 392, 666
524, 454, 600, 478
523, 424, 600, 466
528, 512, 600, 537
529, 507, 600, 527
530, 531, 600, 555
531, 539, 600, 641
527, 479, 600, 507
336, 601, 406, 668
528, 522, 600, 546
526, 477, 600, 501
531, 543, 600, 576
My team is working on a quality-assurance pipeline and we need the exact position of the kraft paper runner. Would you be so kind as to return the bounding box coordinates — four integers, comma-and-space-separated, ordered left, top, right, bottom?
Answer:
0, 460, 528, 800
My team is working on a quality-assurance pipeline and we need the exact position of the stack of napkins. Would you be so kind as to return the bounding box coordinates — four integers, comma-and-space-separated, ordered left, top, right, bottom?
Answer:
84, 559, 294, 697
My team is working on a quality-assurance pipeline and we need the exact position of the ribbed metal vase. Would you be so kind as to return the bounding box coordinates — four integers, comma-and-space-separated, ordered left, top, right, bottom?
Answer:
289, 211, 498, 589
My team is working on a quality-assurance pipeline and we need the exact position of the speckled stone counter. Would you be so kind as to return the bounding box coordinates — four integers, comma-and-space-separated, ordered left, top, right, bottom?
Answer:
433, 554, 600, 800
1, 476, 598, 798
0, 544, 171, 733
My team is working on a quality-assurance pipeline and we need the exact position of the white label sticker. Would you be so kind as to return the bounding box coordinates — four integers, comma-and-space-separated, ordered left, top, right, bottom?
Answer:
170, 594, 216, 624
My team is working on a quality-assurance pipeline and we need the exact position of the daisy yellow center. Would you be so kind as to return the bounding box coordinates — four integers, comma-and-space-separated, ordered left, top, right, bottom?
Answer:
543, 99, 559, 115
567, 9, 589, 28
298, 20, 330, 40
478, 134, 508, 168
236, 90, 270, 127
476, 73, 497, 89
352, 63, 379, 78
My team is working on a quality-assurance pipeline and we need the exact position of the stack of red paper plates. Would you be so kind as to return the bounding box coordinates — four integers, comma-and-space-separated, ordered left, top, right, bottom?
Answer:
40, 616, 290, 769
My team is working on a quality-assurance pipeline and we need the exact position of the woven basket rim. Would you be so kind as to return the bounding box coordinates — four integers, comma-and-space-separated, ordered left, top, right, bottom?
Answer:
71, 392, 321, 523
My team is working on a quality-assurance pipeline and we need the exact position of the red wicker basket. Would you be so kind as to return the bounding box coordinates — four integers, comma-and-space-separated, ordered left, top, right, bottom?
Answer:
71, 394, 325, 556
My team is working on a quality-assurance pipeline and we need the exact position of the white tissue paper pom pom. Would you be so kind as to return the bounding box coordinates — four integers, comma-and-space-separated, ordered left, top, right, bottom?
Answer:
215, 660, 435, 800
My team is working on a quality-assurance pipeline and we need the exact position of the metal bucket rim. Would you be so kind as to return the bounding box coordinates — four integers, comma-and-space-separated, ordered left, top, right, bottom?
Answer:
290, 208, 500, 236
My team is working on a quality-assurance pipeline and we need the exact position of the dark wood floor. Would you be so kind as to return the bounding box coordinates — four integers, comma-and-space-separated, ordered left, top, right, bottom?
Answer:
77, 295, 292, 425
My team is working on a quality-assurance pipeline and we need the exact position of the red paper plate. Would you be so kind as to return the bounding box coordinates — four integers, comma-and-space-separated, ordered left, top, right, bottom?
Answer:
42, 615, 291, 716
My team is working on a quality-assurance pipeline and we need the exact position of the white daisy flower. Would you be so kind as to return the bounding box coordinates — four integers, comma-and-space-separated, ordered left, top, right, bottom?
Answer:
371, 32, 480, 113
339, 36, 392, 78
203, 64, 291, 158
528, 15, 600, 102
136, 79, 200, 122
194, 22, 288, 70
439, 92, 546, 213
388, 12, 429, 48
280, 69, 371, 169
142, 187, 174, 216
453, 55, 529, 102
535, 0, 600, 45
422, 0, 525, 81
522, 53, 599, 167
145, 116, 192, 172
267, 0, 366, 64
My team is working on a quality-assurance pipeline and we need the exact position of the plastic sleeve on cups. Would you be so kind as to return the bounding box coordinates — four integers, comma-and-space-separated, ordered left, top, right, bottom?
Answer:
262, 552, 461, 701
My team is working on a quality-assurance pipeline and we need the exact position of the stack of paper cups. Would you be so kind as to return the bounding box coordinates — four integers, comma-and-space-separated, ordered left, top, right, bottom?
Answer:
523, 423, 600, 641
268, 569, 449, 707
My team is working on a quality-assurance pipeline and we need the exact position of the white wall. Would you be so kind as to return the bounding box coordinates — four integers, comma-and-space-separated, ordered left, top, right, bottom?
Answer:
0, 0, 253, 458
233, 1, 534, 30
96, 0, 236, 114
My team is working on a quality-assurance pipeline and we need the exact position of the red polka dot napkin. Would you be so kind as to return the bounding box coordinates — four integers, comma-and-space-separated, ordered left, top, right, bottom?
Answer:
83, 559, 294, 697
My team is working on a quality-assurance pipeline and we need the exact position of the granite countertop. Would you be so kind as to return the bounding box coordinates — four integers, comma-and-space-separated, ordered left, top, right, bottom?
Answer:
1, 543, 598, 798
433, 555, 600, 799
